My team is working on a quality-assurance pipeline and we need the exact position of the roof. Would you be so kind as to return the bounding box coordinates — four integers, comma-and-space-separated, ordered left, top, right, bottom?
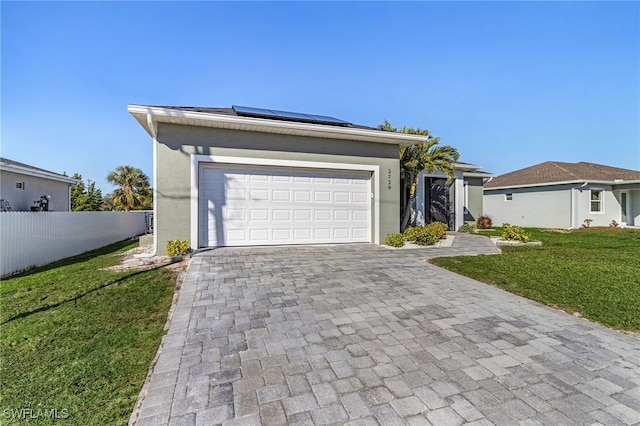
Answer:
485, 161, 640, 189
0, 157, 78, 184
128, 104, 427, 147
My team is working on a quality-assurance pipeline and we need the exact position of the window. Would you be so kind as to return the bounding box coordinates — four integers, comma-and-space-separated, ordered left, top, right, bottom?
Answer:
15, 182, 24, 190
505, 193, 513, 201
590, 190, 602, 213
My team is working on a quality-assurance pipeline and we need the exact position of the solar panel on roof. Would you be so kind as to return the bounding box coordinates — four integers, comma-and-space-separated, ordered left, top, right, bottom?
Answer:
232, 105, 351, 126
272, 110, 312, 120
306, 114, 351, 125
232, 105, 277, 118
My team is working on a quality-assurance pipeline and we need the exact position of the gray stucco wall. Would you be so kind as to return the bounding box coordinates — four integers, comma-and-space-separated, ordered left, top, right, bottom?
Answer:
0, 171, 71, 211
483, 185, 573, 228
155, 123, 400, 254
464, 177, 484, 222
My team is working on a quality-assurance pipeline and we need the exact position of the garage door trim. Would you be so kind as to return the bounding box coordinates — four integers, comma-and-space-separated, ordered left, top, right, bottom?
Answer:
190, 155, 380, 247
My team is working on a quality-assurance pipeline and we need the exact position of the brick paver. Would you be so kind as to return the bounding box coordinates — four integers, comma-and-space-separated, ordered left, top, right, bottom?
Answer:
133, 234, 640, 425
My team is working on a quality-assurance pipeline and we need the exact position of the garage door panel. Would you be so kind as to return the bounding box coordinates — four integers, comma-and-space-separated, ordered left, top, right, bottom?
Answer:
273, 210, 291, 221
315, 210, 331, 221
353, 210, 368, 221
294, 191, 311, 202
250, 209, 269, 221
334, 192, 350, 203
314, 191, 331, 202
227, 189, 247, 200
199, 164, 371, 247
250, 189, 269, 201
226, 209, 246, 221
334, 228, 350, 239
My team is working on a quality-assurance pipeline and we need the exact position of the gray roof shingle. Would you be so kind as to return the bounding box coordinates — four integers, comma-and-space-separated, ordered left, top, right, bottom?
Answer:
484, 161, 640, 188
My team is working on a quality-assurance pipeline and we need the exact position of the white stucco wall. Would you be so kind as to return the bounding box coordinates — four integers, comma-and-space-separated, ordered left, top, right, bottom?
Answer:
484, 183, 636, 229
574, 185, 621, 227
0, 171, 71, 211
483, 185, 573, 228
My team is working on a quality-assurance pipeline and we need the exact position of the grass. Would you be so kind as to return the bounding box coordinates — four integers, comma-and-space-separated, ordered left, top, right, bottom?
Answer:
0, 240, 176, 425
431, 228, 640, 332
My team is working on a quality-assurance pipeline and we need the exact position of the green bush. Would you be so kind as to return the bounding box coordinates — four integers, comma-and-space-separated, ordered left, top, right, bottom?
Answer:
457, 223, 475, 233
501, 223, 530, 242
403, 226, 435, 246
166, 239, 190, 256
384, 233, 405, 247
403, 222, 448, 246
403, 226, 421, 243
426, 222, 448, 240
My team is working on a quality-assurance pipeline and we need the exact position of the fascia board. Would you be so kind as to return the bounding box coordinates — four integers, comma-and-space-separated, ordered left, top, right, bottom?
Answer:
612, 180, 640, 185
0, 164, 78, 185
483, 179, 637, 191
484, 180, 586, 191
128, 104, 425, 146
454, 162, 482, 171
463, 171, 495, 178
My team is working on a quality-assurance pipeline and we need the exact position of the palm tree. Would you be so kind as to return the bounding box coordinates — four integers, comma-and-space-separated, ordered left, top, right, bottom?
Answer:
379, 121, 459, 232
106, 166, 152, 211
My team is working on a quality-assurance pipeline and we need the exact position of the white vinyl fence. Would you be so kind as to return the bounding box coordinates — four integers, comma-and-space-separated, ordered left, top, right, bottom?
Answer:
1, 211, 148, 277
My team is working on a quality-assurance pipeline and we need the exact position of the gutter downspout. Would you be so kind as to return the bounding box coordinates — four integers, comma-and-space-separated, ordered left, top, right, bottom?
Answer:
134, 111, 158, 258
570, 181, 588, 229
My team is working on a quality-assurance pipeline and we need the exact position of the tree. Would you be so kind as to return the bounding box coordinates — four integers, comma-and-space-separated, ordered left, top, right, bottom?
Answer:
70, 173, 103, 211
105, 166, 152, 211
378, 120, 460, 232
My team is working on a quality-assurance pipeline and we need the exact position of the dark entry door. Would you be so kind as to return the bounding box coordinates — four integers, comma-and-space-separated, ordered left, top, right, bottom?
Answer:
425, 177, 451, 227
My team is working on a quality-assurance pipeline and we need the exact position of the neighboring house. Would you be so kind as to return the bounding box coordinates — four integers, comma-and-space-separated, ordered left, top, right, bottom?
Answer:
0, 157, 77, 212
484, 161, 640, 228
414, 162, 494, 230
128, 104, 427, 254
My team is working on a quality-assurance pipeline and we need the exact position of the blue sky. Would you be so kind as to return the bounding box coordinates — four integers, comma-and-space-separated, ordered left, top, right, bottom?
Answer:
2, 1, 639, 193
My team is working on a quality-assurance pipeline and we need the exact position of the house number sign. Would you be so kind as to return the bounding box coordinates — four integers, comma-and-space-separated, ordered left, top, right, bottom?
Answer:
387, 168, 392, 190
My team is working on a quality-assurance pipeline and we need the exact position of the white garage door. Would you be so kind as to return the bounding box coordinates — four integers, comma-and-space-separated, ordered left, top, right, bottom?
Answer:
199, 164, 371, 247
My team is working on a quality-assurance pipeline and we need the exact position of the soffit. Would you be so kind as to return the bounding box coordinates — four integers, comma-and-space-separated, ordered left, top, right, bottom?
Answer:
128, 104, 426, 147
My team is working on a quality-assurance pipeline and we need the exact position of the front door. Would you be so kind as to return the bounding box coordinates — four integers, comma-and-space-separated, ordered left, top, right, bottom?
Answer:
621, 192, 628, 224
424, 177, 451, 228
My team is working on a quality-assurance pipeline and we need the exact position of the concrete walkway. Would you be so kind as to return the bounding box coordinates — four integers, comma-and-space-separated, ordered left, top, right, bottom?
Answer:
133, 234, 640, 425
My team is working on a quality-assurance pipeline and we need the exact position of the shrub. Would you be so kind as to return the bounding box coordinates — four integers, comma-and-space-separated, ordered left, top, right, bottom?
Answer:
477, 215, 492, 229
166, 239, 189, 257
457, 223, 475, 233
426, 222, 448, 240
384, 233, 405, 247
404, 226, 438, 246
403, 226, 421, 242
501, 223, 530, 243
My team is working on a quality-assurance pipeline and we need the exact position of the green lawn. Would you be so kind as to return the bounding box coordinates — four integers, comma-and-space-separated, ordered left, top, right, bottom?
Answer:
0, 240, 175, 425
431, 228, 640, 332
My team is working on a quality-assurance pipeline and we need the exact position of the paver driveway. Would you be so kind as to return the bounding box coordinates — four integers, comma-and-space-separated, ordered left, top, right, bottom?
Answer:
134, 235, 640, 425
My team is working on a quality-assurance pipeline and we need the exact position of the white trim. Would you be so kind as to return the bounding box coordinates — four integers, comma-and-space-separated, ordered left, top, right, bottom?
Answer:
134, 113, 158, 258
0, 162, 77, 185
128, 104, 425, 147
589, 188, 604, 214
463, 180, 469, 209
190, 155, 380, 247
486, 179, 640, 191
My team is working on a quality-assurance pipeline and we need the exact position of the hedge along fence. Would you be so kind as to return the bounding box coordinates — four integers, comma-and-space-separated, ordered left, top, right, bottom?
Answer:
0, 211, 148, 277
